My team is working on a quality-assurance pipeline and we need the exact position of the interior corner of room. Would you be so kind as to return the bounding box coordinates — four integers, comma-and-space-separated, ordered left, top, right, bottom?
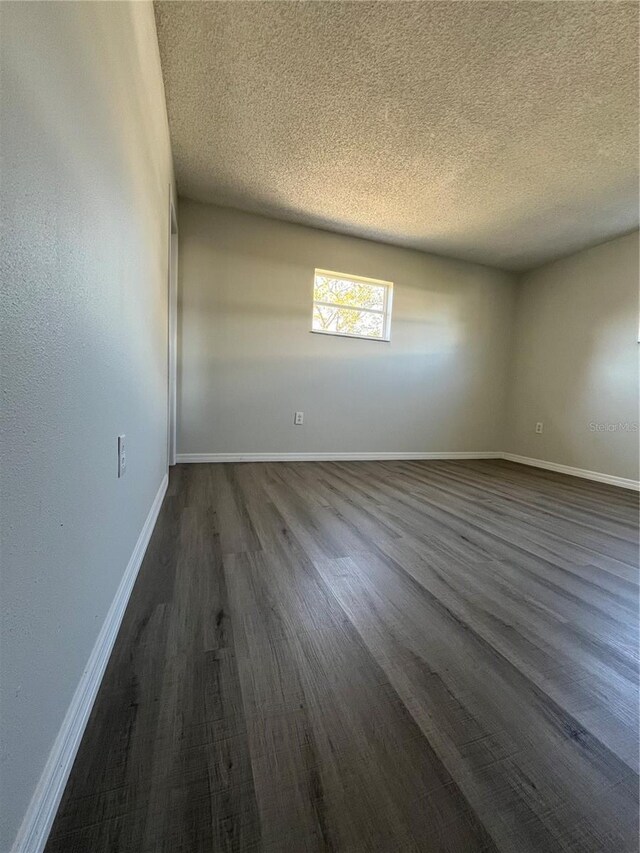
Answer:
1, 1, 638, 852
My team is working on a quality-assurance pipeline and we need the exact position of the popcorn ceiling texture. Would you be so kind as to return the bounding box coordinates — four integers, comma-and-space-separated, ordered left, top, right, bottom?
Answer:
154, 1, 639, 271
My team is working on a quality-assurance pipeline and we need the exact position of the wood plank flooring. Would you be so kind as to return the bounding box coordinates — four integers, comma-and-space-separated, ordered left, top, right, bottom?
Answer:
45, 459, 639, 852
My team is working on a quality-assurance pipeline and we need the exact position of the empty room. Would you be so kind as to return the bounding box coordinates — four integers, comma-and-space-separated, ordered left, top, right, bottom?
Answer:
1, 1, 639, 851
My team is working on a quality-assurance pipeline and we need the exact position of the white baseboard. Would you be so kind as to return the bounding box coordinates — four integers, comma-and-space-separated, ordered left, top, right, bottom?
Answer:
13, 473, 169, 853
176, 450, 639, 491
176, 451, 503, 463
9, 449, 637, 850
502, 453, 639, 491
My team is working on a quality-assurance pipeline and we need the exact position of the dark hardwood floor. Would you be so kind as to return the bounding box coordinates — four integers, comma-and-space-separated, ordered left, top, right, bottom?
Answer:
46, 460, 639, 852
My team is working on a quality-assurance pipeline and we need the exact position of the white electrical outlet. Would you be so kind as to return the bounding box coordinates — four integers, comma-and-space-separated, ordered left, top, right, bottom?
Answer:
118, 434, 126, 477
294, 411, 304, 425
535, 422, 543, 434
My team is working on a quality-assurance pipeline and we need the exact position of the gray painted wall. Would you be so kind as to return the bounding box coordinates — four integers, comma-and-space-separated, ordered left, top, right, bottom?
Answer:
1, 6, 637, 845
0, 3, 174, 848
507, 232, 640, 481
177, 201, 517, 456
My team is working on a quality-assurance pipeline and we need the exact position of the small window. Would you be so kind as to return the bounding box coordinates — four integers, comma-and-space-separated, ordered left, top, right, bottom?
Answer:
311, 269, 393, 341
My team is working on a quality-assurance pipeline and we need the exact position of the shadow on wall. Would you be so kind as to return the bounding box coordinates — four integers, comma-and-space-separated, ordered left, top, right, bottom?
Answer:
1, 3, 173, 850
179, 345, 496, 453
5, 8, 167, 413
507, 234, 640, 480
565, 312, 640, 472
176, 200, 515, 455
184, 297, 465, 356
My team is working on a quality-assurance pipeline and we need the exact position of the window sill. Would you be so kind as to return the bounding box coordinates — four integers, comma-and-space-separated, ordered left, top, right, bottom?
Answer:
310, 329, 391, 342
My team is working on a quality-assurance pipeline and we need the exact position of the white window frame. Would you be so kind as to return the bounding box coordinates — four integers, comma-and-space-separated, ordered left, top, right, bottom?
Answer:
311, 268, 394, 342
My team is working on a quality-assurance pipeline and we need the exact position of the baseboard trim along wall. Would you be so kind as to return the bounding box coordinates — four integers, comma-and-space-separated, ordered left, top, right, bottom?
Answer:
12, 448, 638, 850
176, 451, 640, 490
12, 473, 169, 853
176, 451, 503, 463
501, 453, 640, 491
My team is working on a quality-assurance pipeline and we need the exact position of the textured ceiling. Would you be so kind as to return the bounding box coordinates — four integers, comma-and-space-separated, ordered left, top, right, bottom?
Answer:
154, 1, 639, 271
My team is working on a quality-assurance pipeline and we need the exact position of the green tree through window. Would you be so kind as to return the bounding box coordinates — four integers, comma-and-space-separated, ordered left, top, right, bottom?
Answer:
312, 270, 393, 340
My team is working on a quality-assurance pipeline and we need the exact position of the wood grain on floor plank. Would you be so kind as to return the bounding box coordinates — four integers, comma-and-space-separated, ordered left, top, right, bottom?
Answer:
45, 460, 639, 853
